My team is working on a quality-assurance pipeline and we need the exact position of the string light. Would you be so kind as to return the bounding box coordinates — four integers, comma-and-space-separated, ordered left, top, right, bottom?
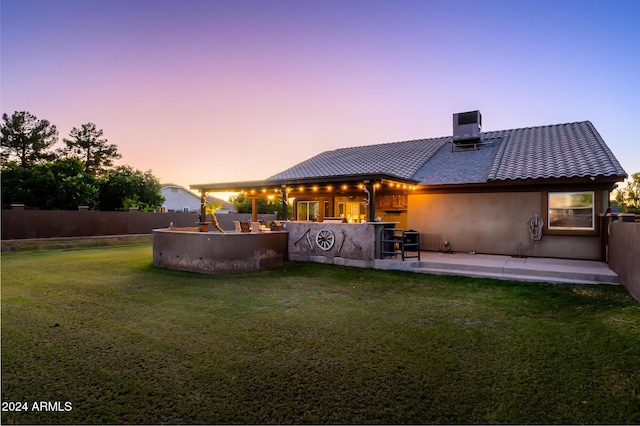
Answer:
230, 181, 416, 196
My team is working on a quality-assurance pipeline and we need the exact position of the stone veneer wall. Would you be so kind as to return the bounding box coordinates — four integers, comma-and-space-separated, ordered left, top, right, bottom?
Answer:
284, 222, 395, 268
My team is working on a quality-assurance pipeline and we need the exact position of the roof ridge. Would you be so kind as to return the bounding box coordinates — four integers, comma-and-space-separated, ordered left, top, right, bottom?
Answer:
161, 183, 187, 189
327, 135, 451, 153
483, 120, 591, 136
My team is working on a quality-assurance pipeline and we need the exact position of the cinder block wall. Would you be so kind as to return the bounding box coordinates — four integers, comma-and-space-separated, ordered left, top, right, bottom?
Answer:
608, 222, 640, 302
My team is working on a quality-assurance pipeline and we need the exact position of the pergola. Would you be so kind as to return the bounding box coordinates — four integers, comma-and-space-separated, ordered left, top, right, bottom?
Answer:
190, 174, 419, 223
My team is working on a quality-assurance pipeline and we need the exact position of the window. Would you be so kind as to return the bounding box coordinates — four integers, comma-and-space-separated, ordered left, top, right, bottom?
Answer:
548, 191, 595, 230
297, 201, 319, 221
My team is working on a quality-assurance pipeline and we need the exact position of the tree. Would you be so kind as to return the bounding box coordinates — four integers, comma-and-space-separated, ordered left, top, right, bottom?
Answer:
1, 111, 58, 167
229, 193, 290, 219
612, 172, 640, 213
98, 166, 164, 211
1, 158, 99, 209
230, 193, 282, 214
61, 123, 121, 175
205, 201, 225, 233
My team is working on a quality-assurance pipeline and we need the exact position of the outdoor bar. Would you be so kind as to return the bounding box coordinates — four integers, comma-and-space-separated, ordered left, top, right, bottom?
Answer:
151, 174, 417, 274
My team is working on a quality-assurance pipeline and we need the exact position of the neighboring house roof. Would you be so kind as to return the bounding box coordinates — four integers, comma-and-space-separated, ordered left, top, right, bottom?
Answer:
268, 121, 626, 185
161, 184, 236, 211
207, 196, 236, 212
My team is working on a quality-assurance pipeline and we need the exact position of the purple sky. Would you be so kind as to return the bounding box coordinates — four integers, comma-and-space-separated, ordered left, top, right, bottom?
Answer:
2, 0, 639, 196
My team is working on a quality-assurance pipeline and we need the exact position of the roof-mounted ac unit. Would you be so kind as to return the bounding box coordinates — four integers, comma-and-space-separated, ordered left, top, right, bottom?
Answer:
453, 110, 482, 144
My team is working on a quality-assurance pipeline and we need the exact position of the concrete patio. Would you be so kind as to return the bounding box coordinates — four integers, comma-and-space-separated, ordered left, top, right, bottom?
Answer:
374, 251, 620, 285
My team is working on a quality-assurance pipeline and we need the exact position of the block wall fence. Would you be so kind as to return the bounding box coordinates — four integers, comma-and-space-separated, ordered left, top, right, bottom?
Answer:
608, 222, 640, 302
1, 205, 275, 240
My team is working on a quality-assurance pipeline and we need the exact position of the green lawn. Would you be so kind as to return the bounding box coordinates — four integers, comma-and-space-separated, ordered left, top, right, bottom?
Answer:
2, 244, 639, 424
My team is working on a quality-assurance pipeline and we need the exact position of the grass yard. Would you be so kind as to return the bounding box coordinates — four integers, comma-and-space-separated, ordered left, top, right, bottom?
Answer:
2, 244, 639, 424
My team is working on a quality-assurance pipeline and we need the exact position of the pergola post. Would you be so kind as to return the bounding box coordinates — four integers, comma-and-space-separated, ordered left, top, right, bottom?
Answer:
281, 186, 287, 220
366, 181, 376, 222
200, 191, 207, 222
251, 198, 258, 222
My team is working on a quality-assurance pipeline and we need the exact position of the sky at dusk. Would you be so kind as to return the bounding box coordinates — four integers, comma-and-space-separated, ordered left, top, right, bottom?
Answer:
2, 0, 639, 198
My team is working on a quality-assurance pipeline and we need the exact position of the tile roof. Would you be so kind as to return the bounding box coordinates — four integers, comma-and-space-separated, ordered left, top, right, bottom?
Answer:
267, 120, 626, 185
484, 121, 626, 181
412, 137, 504, 185
268, 137, 448, 181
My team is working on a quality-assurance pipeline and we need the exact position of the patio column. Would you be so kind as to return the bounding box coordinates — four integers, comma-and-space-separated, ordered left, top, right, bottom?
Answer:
251, 198, 258, 222
366, 181, 376, 222
281, 186, 287, 220
200, 191, 206, 222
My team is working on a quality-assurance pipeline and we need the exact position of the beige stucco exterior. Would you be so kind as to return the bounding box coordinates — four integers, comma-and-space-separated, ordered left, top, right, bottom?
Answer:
408, 192, 603, 260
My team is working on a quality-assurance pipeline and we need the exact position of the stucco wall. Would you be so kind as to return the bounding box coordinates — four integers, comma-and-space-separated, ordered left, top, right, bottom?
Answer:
408, 192, 601, 260
153, 229, 288, 274
608, 222, 640, 302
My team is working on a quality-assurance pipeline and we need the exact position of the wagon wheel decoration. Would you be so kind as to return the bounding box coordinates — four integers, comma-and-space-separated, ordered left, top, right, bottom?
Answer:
315, 229, 335, 251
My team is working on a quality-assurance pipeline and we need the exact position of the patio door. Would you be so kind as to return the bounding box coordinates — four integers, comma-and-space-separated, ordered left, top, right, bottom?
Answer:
297, 201, 319, 221
337, 201, 365, 223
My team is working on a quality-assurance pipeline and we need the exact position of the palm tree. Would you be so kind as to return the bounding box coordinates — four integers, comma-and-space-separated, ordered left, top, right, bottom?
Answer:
206, 201, 225, 233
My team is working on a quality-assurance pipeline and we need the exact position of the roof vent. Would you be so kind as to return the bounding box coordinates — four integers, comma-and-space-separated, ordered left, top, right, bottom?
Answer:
453, 110, 482, 144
